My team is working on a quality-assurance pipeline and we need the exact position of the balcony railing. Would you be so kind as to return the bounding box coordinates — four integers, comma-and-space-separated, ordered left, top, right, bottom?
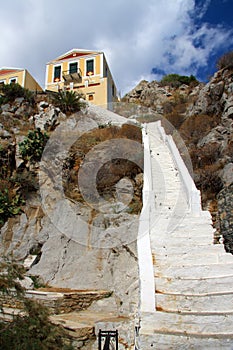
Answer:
62, 68, 82, 82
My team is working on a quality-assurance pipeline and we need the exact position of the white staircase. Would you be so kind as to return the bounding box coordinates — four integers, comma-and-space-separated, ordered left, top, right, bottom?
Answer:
138, 122, 233, 349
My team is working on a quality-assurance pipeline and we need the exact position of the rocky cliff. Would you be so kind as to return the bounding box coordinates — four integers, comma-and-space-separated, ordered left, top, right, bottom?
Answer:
0, 95, 143, 340
124, 67, 233, 253
0, 67, 233, 347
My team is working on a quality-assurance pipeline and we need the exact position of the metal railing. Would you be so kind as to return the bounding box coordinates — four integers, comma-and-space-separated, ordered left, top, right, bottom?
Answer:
62, 68, 82, 81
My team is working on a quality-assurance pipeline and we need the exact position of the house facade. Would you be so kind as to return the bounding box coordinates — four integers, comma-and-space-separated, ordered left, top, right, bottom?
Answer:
45, 49, 118, 106
0, 68, 43, 91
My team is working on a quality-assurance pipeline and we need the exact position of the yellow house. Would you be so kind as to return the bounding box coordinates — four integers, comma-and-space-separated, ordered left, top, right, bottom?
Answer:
0, 67, 43, 92
45, 49, 118, 106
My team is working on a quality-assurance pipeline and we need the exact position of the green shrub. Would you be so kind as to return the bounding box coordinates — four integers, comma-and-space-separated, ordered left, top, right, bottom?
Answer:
19, 128, 49, 162
216, 51, 233, 70
0, 83, 35, 105
0, 299, 73, 350
0, 189, 24, 226
11, 169, 39, 192
0, 259, 26, 295
160, 74, 198, 87
52, 90, 86, 114
0, 261, 74, 350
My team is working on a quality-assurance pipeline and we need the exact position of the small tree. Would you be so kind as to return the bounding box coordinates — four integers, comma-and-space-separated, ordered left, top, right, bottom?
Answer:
216, 51, 233, 70
52, 90, 86, 114
0, 189, 23, 226
0, 260, 74, 350
0, 83, 34, 105
19, 128, 49, 163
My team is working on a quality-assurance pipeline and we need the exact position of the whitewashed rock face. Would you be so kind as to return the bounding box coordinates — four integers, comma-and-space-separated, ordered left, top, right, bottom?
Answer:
0, 106, 140, 321
31, 104, 64, 131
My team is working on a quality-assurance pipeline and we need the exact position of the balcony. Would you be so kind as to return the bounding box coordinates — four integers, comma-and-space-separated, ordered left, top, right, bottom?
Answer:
62, 68, 82, 83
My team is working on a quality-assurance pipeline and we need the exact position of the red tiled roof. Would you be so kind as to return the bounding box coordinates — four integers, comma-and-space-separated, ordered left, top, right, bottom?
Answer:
0, 69, 19, 76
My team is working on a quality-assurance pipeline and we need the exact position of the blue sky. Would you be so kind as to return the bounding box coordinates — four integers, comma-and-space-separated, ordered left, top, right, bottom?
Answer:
185, 0, 233, 81
0, 0, 232, 94
152, 0, 233, 83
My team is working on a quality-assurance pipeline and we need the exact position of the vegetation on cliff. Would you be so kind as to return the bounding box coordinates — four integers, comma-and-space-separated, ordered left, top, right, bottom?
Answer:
0, 260, 74, 350
124, 51, 233, 250
160, 73, 198, 87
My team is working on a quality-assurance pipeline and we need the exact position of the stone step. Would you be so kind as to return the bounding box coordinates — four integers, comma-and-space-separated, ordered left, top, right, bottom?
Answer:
152, 245, 233, 265
154, 255, 227, 267
151, 215, 213, 226
0, 307, 24, 321
50, 315, 95, 340
170, 226, 214, 237
178, 211, 213, 222
0, 288, 111, 317
154, 262, 233, 279
50, 310, 130, 342
150, 216, 214, 232
151, 228, 214, 238
139, 332, 233, 349
153, 239, 226, 252
153, 244, 228, 256
140, 311, 233, 336
156, 291, 233, 314
151, 235, 214, 248
155, 275, 233, 294
151, 217, 214, 231
153, 248, 233, 266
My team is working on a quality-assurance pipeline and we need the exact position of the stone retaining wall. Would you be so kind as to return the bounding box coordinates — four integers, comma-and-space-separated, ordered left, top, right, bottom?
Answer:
0, 289, 111, 316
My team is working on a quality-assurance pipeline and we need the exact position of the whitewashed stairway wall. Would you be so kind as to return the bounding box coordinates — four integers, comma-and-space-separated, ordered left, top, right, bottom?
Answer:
137, 121, 233, 350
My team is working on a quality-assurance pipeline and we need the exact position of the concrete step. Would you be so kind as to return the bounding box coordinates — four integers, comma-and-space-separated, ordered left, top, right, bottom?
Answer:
154, 262, 233, 279
155, 275, 233, 294
139, 332, 233, 349
156, 291, 233, 314
140, 311, 233, 336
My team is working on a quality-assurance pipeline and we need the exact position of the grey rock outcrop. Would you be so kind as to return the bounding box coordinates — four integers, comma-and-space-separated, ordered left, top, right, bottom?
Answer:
124, 80, 173, 115
0, 106, 140, 319
31, 103, 65, 131
218, 183, 233, 254
125, 67, 233, 253
0, 123, 11, 138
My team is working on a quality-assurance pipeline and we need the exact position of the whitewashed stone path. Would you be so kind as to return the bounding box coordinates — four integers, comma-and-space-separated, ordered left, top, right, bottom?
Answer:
137, 121, 233, 349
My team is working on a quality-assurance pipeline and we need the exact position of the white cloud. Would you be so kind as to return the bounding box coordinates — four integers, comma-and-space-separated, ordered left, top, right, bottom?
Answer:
0, 0, 232, 94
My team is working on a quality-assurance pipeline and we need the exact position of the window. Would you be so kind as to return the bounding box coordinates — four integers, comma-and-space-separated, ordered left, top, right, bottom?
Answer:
10, 78, 17, 84
0, 80, 5, 86
112, 84, 115, 96
69, 62, 78, 74
86, 59, 94, 76
54, 66, 61, 82
88, 94, 94, 101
